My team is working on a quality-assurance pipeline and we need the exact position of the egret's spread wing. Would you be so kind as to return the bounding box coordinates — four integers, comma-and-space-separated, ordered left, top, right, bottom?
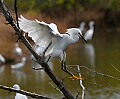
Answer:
19, 15, 62, 48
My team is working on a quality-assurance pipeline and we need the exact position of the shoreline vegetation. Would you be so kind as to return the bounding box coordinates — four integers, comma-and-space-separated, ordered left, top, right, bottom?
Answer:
0, 0, 120, 62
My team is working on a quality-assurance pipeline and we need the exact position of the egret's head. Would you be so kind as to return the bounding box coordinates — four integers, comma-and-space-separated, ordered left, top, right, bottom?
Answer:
89, 21, 95, 26
13, 84, 20, 90
8, 84, 20, 94
66, 28, 87, 43
80, 22, 85, 27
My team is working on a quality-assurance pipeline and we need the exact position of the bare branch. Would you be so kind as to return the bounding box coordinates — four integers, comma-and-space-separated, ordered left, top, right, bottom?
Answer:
0, 85, 51, 99
90, 81, 120, 94
111, 64, 120, 73
68, 65, 120, 82
43, 41, 52, 55
49, 83, 63, 94
77, 66, 85, 99
79, 66, 120, 81
14, 0, 19, 29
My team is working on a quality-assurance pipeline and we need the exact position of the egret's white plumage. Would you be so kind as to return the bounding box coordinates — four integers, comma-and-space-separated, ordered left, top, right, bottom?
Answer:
79, 22, 85, 32
19, 15, 86, 79
0, 54, 5, 65
13, 84, 28, 99
84, 21, 94, 41
13, 43, 22, 56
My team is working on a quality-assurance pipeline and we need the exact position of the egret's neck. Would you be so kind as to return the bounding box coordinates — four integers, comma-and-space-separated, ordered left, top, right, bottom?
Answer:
89, 24, 94, 30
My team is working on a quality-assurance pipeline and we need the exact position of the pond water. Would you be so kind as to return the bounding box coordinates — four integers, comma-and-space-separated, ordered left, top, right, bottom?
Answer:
0, 31, 120, 99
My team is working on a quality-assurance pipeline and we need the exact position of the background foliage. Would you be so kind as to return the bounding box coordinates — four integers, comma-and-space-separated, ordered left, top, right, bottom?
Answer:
5, 0, 120, 13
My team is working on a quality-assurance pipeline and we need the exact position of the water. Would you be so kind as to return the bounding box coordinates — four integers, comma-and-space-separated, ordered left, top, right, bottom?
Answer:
0, 31, 120, 99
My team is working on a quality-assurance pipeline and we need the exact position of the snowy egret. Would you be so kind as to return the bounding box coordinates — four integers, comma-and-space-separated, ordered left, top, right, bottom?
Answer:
0, 54, 5, 65
19, 15, 87, 80
13, 43, 22, 56
79, 22, 85, 32
11, 57, 26, 70
13, 84, 28, 99
84, 21, 94, 41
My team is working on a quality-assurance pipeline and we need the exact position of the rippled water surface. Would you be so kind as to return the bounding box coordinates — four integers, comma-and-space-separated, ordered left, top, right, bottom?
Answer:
0, 31, 120, 99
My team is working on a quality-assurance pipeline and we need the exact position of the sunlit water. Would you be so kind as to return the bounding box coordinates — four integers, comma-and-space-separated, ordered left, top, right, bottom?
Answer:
0, 31, 120, 99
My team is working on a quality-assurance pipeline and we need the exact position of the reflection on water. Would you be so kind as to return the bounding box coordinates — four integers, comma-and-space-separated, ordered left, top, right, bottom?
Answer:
31, 60, 54, 82
11, 70, 27, 84
0, 35, 120, 99
83, 43, 95, 67
11, 57, 26, 70
0, 65, 5, 74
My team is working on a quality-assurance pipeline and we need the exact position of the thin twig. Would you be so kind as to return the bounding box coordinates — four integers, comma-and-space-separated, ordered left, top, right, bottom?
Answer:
77, 66, 85, 99
77, 66, 85, 90
90, 81, 120, 94
0, 85, 51, 99
111, 64, 120, 73
68, 65, 120, 82
49, 83, 63, 94
75, 92, 80, 99
43, 41, 52, 55
14, 0, 19, 29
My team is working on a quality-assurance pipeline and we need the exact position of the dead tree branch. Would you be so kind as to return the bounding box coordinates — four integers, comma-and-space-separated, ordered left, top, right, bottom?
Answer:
79, 66, 120, 82
68, 65, 120, 82
0, 0, 74, 99
111, 64, 120, 73
77, 66, 85, 99
0, 85, 50, 99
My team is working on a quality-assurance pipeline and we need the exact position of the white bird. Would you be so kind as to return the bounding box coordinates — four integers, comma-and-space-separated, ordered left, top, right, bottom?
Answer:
18, 15, 87, 80
11, 57, 26, 70
13, 84, 28, 99
13, 43, 22, 57
0, 54, 5, 65
31, 45, 45, 59
79, 22, 85, 32
84, 21, 95, 41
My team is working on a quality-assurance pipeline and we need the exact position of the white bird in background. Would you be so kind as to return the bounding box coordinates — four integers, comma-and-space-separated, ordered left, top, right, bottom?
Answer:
13, 84, 28, 99
0, 54, 5, 65
13, 43, 22, 57
84, 21, 95, 41
79, 21, 85, 32
11, 57, 26, 70
18, 15, 87, 80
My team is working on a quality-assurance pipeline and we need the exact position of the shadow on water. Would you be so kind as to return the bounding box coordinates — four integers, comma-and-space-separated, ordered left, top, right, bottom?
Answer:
0, 31, 120, 98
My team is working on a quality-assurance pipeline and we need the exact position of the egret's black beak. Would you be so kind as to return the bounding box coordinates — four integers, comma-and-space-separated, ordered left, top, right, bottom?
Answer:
79, 33, 87, 43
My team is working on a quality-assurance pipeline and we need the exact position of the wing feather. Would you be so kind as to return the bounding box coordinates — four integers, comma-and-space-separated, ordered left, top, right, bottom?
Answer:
19, 15, 62, 48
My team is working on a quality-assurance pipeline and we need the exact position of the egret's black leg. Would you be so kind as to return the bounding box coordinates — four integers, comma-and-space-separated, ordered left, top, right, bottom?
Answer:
61, 60, 84, 80
61, 60, 73, 76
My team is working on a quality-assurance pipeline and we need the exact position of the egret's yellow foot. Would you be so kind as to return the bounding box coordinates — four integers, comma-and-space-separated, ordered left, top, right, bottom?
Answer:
69, 75, 84, 80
